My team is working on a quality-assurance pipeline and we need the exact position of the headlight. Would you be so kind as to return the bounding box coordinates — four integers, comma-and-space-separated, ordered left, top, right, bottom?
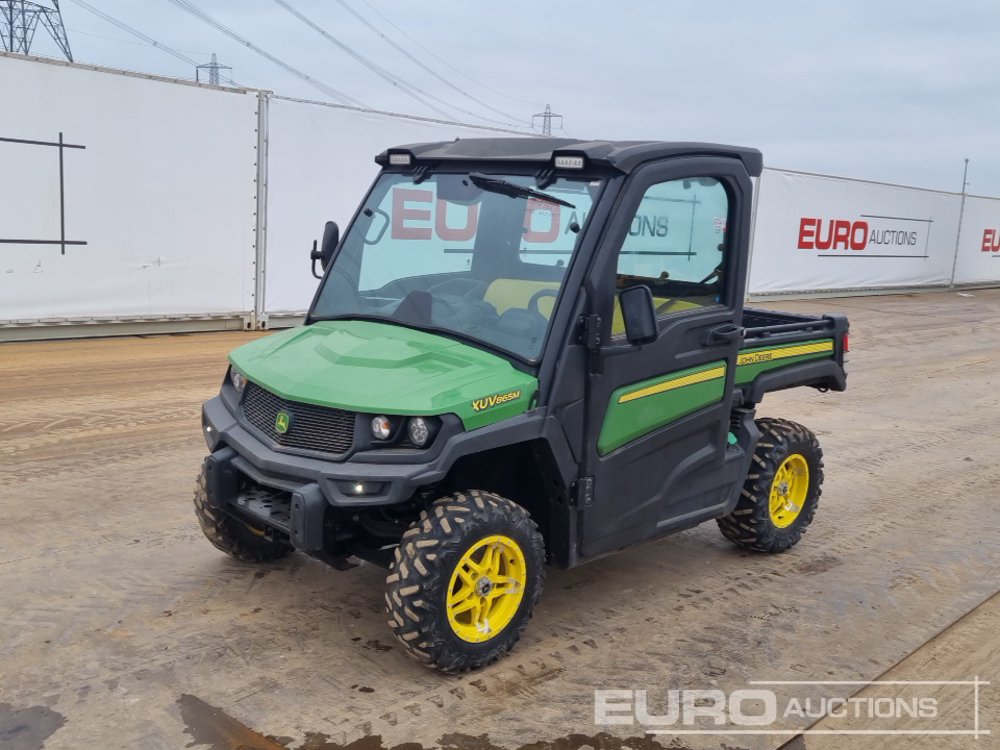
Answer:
371, 415, 392, 440
230, 368, 246, 393
408, 417, 431, 447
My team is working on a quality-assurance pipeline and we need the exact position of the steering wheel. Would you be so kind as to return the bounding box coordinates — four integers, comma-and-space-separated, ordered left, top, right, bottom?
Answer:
527, 288, 559, 316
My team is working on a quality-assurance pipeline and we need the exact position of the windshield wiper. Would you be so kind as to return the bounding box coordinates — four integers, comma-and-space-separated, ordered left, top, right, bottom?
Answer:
468, 172, 576, 209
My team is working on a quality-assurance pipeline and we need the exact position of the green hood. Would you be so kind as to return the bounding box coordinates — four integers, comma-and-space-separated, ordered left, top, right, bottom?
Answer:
229, 320, 538, 430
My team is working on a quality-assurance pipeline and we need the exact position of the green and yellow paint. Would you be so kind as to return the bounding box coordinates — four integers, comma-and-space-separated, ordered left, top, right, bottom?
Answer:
597, 338, 834, 455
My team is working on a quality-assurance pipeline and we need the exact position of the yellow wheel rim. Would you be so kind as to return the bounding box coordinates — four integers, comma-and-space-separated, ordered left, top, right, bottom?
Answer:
446, 534, 527, 643
769, 453, 809, 528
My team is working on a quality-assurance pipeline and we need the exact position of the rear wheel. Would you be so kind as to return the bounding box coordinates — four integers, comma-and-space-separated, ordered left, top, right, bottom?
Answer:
385, 490, 545, 672
193, 467, 293, 563
718, 418, 823, 553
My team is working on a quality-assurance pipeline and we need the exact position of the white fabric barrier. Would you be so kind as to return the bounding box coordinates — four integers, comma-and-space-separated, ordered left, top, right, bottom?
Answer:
748, 169, 963, 294
952, 195, 1000, 285
4, 51, 1000, 333
0, 54, 259, 323
263, 95, 519, 316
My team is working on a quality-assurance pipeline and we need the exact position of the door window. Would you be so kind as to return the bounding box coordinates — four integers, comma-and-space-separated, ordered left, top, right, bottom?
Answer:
612, 177, 730, 334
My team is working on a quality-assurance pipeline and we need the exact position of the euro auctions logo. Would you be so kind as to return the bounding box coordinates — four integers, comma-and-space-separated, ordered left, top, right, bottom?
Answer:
798, 215, 927, 256
798, 218, 871, 251
982, 228, 1000, 252
594, 679, 990, 738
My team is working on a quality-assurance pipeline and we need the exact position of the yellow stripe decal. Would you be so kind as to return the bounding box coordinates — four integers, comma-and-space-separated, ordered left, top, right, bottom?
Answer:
736, 340, 833, 368
618, 366, 727, 404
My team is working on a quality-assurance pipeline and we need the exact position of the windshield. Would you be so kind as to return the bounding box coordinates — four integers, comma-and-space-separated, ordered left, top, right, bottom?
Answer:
311, 171, 601, 361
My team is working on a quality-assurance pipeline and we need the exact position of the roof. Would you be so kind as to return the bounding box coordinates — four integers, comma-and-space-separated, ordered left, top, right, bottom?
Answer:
375, 138, 763, 176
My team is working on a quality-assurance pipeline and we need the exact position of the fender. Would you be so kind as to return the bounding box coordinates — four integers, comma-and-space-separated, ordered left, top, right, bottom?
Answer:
745, 359, 847, 405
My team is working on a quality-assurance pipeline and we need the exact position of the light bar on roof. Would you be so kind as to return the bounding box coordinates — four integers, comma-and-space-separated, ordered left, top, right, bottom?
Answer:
388, 152, 412, 166
554, 155, 585, 169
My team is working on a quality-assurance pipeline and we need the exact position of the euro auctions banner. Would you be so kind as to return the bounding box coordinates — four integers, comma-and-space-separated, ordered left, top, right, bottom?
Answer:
952, 195, 1000, 285
0, 54, 259, 323
748, 169, 963, 293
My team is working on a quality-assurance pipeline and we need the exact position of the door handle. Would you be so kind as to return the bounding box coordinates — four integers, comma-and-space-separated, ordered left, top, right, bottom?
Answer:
704, 324, 745, 346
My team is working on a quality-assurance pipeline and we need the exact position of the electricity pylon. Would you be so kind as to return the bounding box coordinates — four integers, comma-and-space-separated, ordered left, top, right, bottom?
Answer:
1, 0, 73, 61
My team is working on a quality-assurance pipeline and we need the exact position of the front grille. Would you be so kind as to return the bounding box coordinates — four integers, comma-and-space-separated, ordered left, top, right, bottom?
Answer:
241, 381, 355, 455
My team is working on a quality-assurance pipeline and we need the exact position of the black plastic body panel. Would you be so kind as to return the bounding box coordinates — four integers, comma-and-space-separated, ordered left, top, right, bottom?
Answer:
203, 448, 325, 553
738, 310, 849, 404
203, 446, 237, 511
377, 138, 763, 178
747, 360, 847, 404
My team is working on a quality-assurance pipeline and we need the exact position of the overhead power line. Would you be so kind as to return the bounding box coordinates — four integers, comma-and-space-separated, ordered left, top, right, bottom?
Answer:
66, 25, 219, 56
164, 0, 365, 107
269, 0, 518, 127
66, 0, 240, 86
64, 0, 529, 130
354, 0, 543, 108
331, 0, 526, 125
66, 25, 171, 48
268, 0, 450, 119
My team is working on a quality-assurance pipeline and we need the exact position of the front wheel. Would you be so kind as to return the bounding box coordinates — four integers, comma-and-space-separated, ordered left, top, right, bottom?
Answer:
385, 490, 545, 672
717, 418, 824, 553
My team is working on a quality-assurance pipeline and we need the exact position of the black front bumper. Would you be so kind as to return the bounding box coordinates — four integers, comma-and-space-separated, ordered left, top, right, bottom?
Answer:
203, 394, 450, 505
203, 445, 328, 551
201, 394, 448, 551
201, 394, 551, 553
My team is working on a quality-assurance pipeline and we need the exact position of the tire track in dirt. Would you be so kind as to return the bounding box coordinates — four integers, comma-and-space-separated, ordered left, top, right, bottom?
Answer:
0, 297, 998, 750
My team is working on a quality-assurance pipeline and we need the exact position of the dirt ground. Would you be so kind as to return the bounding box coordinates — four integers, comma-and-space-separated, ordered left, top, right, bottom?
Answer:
1, 290, 997, 750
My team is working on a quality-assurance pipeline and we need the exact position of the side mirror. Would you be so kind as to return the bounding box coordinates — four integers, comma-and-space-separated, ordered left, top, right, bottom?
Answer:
619, 285, 658, 346
310, 220, 340, 279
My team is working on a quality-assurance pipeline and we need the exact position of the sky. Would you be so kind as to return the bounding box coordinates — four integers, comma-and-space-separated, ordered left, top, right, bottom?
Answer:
24, 0, 1000, 196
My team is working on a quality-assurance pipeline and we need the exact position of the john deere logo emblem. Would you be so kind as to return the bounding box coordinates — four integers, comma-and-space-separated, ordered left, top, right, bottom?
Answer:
274, 411, 291, 434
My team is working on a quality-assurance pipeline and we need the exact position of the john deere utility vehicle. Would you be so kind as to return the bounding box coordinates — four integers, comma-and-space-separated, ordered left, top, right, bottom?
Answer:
195, 139, 849, 672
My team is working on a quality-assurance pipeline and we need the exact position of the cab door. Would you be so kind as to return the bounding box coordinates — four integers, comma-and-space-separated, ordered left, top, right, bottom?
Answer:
579, 157, 754, 558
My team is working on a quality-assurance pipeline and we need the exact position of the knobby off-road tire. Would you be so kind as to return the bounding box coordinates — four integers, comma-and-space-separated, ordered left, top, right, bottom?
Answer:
718, 418, 823, 553
193, 468, 294, 563
385, 490, 546, 673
